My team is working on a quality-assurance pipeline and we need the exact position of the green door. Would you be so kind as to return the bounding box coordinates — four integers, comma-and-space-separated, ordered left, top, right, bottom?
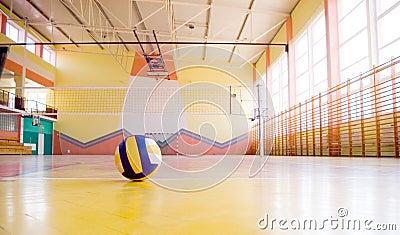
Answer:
23, 117, 53, 155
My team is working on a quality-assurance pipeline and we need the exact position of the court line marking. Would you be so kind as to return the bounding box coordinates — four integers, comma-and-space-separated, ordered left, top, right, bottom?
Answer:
1, 176, 394, 180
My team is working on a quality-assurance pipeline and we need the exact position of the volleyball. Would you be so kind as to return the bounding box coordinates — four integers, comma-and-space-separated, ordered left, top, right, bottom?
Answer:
115, 135, 162, 180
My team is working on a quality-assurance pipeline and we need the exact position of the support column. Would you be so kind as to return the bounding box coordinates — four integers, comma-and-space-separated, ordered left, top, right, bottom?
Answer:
14, 75, 25, 110
286, 17, 296, 156
324, 0, 341, 156
265, 47, 272, 93
0, 14, 6, 35
265, 48, 273, 155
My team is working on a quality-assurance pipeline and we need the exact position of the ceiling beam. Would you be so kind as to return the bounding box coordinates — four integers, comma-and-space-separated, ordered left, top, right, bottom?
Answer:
228, 0, 256, 62
22, 20, 168, 35
202, 0, 212, 60
19, 19, 287, 44
133, 0, 289, 17
252, 18, 287, 42
240, 50, 264, 68
134, 5, 165, 29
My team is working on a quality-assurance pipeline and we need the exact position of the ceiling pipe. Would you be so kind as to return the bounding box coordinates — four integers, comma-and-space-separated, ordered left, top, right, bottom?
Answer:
0, 41, 287, 46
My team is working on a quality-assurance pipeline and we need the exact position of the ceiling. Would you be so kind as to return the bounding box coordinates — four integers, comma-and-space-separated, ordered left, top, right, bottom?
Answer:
0, 0, 298, 64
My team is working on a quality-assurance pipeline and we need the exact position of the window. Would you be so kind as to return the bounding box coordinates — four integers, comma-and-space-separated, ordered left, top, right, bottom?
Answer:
338, 0, 400, 80
376, 1, 400, 65
6, 22, 19, 42
26, 37, 36, 54
42, 47, 56, 66
5, 21, 56, 65
271, 54, 288, 113
337, 0, 369, 83
26, 92, 47, 112
0, 114, 18, 132
294, 12, 328, 103
337, 0, 400, 117
25, 80, 47, 112
295, 32, 310, 102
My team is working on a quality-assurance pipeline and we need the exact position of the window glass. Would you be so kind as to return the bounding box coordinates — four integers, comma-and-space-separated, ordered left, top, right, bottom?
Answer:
294, 12, 327, 104
6, 23, 19, 42
376, 0, 399, 15
271, 54, 289, 113
42, 47, 56, 66
313, 59, 328, 83
312, 38, 326, 63
377, 5, 400, 48
338, 1, 367, 43
26, 37, 36, 54
337, 0, 363, 19
339, 30, 368, 70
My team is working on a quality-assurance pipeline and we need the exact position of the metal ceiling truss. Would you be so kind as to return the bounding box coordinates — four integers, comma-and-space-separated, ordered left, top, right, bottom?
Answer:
24, 0, 79, 47
57, 0, 132, 71
134, 0, 289, 17
1, 0, 291, 66
58, 0, 104, 49
148, 4, 210, 56
92, 0, 129, 51
9, 18, 287, 46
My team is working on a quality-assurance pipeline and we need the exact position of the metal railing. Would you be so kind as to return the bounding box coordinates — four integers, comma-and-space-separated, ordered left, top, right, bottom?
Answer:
0, 89, 57, 119
251, 56, 400, 158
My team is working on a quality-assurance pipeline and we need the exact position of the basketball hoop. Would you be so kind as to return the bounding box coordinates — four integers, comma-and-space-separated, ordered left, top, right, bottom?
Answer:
32, 115, 40, 126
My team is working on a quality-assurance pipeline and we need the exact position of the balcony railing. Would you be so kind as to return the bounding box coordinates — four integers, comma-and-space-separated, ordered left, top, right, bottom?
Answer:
0, 89, 57, 119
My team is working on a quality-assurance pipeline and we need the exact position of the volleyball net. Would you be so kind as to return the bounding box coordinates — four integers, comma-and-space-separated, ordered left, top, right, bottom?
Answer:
0, 81, 274, 156
0, 85, 257, 117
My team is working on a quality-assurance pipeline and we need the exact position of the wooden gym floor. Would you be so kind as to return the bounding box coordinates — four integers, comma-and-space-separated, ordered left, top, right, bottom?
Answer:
0, 155, 399, 234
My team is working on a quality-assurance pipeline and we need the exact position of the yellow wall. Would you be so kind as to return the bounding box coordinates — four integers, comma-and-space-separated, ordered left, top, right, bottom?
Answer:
54, 48, 134, 142
56, 47, 133, 86
185, 114, 250, 142
176, 60, 254, 88
255, 52, 266, 76
291, 0, 324, 38
270, 24, 287, 64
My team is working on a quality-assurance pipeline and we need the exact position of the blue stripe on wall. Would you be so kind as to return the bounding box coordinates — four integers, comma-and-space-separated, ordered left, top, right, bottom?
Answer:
59, 128, 249, 150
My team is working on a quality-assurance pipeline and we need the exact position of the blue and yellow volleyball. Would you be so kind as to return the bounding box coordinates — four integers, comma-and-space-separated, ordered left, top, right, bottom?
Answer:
115, 135, 162, 180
